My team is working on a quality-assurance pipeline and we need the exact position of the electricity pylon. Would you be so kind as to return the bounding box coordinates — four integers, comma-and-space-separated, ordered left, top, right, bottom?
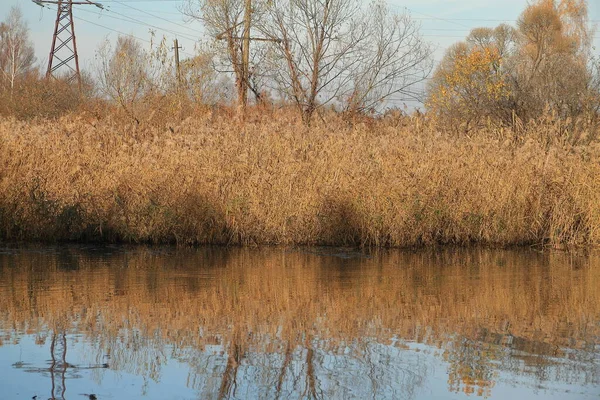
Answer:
32, 0, 103, 89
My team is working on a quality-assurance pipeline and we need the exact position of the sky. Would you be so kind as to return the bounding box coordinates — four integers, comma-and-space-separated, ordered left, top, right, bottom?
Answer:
0, 0, 599, 104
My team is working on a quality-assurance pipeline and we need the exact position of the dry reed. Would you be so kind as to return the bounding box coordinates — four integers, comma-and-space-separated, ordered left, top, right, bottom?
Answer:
0, 111, 599, 247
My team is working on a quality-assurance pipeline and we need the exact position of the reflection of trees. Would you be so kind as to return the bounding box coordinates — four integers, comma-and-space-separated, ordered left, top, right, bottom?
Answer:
0, 247, 599, 398
11, 329, 70, 400
10, 325, 109, 400
171, 335, 430, 400
275, 342, 292, 399
49, 331, 68, 400
218, 329, 242, 399
445, 336, 496, 397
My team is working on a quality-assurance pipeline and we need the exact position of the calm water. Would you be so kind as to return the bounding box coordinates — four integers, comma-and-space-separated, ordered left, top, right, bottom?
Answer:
0, 246, 598, 400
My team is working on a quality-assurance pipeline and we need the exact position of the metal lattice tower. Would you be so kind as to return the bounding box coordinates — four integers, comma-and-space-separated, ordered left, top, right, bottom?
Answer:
47, 1, 79, 84
33, 0, 103, 88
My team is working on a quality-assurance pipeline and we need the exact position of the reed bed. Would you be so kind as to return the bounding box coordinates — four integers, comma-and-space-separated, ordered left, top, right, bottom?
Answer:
0, 112, 599, 247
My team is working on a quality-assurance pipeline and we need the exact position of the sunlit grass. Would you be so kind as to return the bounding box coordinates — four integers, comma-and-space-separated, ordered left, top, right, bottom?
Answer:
0, 110, 599, 247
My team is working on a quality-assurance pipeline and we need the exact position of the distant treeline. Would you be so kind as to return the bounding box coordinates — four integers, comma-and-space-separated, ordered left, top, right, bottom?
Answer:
0, 0, 598, 129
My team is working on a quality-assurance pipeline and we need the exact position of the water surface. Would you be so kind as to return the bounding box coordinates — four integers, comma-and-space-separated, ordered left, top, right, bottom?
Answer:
0, 246, 598, 399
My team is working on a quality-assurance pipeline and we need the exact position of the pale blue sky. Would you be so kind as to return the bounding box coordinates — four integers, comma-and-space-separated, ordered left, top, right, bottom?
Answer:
1, 0, 599, 84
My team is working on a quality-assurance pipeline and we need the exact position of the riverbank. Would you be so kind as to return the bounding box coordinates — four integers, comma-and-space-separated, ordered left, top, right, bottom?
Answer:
1, 113, 599, 247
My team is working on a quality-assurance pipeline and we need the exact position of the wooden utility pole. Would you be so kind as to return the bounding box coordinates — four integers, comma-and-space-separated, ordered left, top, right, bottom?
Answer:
241, 0, 252, 109
215, 1, 280, 111
173, 38, 182, 91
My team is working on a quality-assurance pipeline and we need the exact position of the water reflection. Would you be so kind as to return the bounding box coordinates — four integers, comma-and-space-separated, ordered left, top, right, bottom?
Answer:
0, 246, 598, 399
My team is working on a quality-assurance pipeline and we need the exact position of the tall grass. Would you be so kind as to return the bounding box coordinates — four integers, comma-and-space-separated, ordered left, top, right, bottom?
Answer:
0, 111, 599, 247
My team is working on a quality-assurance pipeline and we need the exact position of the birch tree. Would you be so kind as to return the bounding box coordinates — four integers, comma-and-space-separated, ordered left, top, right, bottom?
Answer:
0, 6, 36, 96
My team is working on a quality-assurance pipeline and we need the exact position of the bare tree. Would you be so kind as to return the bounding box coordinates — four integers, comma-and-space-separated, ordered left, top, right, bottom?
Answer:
96, 36, 151, 121
0, 6, 36, 96
180, 44, 235, 105
261, 0, 363, 124
261, 0, 432, 124
183, 0, 268, 108
342, 2, 433, 114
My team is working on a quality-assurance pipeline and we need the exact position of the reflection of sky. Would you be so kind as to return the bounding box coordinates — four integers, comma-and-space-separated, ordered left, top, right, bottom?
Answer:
0, 334, 199, 399
1, 331, 598, 399
1, 245, 599, 399
1, 0, 598, 108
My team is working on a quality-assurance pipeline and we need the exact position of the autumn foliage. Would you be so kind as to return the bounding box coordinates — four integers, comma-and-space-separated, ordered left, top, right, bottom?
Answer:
427, 0, 599, 132
428, 44, 510, 129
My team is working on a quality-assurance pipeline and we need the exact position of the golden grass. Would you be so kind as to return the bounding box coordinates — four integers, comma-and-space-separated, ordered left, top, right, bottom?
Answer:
0, 111, 599, 247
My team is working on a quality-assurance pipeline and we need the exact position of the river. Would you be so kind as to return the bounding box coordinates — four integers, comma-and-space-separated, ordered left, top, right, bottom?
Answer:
0, 246, 598, 399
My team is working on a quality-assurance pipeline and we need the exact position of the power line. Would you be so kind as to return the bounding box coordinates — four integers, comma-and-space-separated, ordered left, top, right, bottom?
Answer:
75, 6, 199, 42
413, 17, 600, 23
37, 2, 599, 69
106, 0, 204, 35
43, 4, 198, 58
420, 28, 480, 32
73, 13, 152, 43
399, 6, 473, 30
96, 0, 183, 2
100, 7, 188, 16
422, 35, 473, 38
391, 4, 600, 31
414, 17, 515, 22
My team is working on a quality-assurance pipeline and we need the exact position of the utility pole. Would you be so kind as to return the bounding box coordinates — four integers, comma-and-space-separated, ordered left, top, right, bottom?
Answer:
49, 331, 68, 400
215, 1, 280, 111
173, 38, 182, 91
32, 0, 103, 90
241, 0, 252, 109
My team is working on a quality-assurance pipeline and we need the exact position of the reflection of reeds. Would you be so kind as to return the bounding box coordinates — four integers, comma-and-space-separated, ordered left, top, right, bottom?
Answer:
0, 248, 598, 397
0, 248, 598, 348
1, 115, 600, 247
